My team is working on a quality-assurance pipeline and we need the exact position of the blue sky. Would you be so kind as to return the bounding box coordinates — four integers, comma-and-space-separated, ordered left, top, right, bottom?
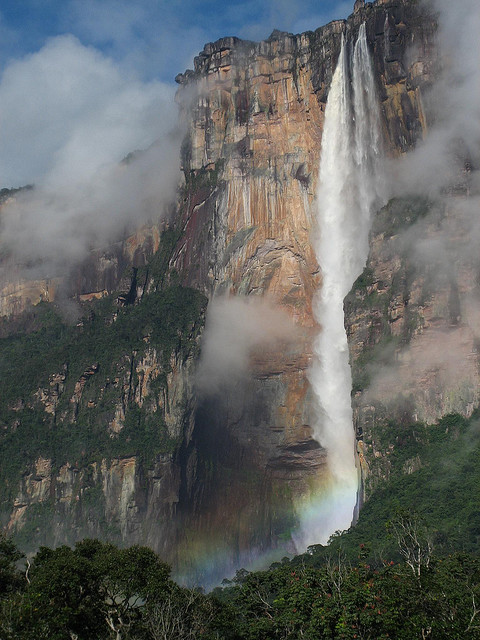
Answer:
0, 0, 352, 83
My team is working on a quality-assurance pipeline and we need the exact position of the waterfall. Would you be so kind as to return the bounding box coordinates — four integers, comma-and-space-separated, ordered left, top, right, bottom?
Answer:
298, 24, 384, 548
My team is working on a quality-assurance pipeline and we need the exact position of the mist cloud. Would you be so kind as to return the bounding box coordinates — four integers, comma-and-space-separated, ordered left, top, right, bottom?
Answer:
390, 0, 480, 197
386, 0, 480, 299
394, 0, 480, 284
358, 0, 480, 426
0, 1, 353, 281
196, 296, 297, 396
0, 35, 180, 276
0, 35, 177, 187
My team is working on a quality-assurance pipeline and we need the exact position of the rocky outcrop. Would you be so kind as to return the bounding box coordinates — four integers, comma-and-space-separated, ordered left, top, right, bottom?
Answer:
0, 273, 60, 317
0, 223, 161, 317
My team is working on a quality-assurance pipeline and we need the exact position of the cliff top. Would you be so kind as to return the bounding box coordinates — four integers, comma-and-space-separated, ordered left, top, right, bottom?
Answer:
175, 0, 423, 85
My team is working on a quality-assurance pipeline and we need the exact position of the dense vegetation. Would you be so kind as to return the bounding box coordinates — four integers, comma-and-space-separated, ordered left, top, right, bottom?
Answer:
279, 409, 480, 614
0, 286, 206, 496
1, 409, 479, 637
0, 223, 207, 545
1, 533, 479, 638
323, 411, 480, 567
0, 537, 219, 640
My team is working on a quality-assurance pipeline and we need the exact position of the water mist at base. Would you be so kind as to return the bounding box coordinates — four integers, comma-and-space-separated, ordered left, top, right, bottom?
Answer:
295, 24, 385, 549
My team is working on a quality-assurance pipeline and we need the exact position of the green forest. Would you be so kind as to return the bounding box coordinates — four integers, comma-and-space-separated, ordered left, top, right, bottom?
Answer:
1, 524, 479, 638
2, 409, 480, 638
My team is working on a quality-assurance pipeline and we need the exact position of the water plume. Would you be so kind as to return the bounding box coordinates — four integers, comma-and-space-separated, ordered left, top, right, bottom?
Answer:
298, 24, 385, 547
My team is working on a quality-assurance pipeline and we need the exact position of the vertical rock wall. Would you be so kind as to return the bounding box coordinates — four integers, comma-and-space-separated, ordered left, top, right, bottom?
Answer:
169, 0, 436, 581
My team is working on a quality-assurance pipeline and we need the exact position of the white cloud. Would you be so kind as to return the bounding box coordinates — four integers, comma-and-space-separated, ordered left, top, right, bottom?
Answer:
390, 0, 480, 197
60, 0, 210, 82
196, 296, 298, 395
0, 35, 177, 187
0, 35, 181, 275
0, 0, 360, 279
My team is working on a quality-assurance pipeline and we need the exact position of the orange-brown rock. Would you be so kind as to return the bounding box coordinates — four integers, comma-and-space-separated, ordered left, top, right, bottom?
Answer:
168, 0, 435, 581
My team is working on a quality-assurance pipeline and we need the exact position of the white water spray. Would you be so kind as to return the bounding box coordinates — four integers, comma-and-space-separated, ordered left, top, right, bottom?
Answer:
298, 24, 385, 547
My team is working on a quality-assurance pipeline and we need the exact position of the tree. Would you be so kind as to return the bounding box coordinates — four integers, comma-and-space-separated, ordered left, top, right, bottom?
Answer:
1, 539, 174, 640
145, 585, 216, 640
89, 542, 172, 639
387, 510, 433, 578
0, 533, 23, 597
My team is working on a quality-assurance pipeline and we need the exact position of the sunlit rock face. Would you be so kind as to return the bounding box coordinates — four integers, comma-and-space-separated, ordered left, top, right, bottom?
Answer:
170, 0, 435, 582
1, 0, 438, 586
173, 0, 435, 306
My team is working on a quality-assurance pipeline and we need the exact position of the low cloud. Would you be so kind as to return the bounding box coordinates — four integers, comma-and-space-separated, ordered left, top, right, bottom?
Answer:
196, 295, 297, 396
0, 1, 354, 283
1, 142, 180, 276
364, 0, 480, 419
0, 35, 180, 276
389, 0, 480, 198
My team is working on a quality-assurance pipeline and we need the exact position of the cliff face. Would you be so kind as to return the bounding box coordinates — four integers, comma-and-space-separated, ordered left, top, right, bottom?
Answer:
169, 0, 436, 578
346, 190, 480, 498
6, 348, 198, 551
1, 281, 206, 566
0, 0, 442, 584
173, 0, 434, 305
0, 222, 161, 316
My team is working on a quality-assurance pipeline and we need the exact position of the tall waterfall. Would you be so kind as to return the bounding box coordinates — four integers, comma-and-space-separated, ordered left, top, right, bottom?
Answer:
298, 24, 384, 547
